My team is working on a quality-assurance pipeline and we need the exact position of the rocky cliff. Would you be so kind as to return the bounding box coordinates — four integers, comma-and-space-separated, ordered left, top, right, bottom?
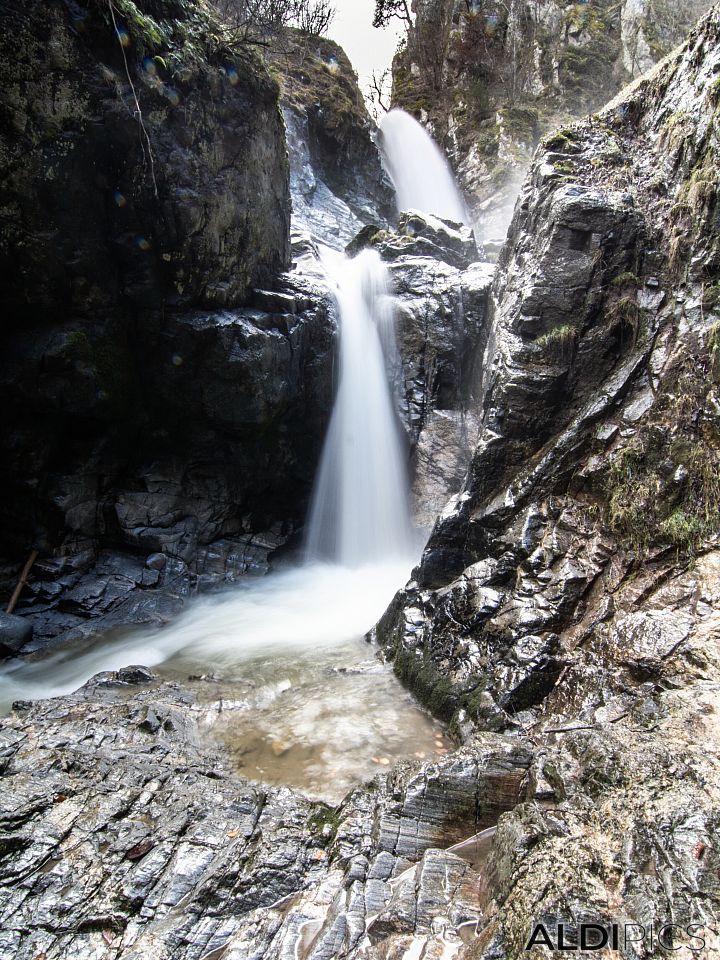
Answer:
370, 2, 720, 950
379, 2, 720, 727
270, 29, 395, 247
392, 0, 714, 239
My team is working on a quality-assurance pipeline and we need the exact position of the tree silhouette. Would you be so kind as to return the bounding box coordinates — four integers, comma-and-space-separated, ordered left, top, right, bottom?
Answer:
373, 0, 413, 30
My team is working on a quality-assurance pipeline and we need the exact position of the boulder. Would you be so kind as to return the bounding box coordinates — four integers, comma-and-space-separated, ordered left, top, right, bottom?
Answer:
0, 612, 33, 658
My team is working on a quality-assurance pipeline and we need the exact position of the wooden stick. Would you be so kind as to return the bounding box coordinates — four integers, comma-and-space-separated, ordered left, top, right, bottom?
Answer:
6, 550, 38, 615
544, 712, 629, 735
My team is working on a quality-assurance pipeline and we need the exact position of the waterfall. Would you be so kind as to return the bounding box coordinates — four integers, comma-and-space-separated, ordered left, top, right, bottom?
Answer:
305, 248, 413, 567
379, 109, 467, 223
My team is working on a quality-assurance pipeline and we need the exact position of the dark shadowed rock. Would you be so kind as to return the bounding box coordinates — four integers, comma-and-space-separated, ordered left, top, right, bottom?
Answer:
0, 613, 33, 659
0, 0, 302, 594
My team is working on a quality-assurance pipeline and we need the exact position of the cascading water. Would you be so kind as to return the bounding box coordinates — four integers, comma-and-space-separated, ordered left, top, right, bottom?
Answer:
305, 248, 413, 566
0, 241, 438, 803
379, 108, 467, 223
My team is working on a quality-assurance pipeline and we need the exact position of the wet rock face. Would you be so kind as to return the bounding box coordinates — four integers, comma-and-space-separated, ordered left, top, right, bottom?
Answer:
0, 262, 336, 650
366, 12, 720, 948
0, 674, 531, 959
377, 0, 720, 724
273, 30, 395, 249
0, 614, 33, 660
3, 593, 720, 960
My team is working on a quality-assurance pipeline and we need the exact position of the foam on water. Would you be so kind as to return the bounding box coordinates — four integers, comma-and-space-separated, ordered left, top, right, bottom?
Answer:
0, 562, 448, 802
0, 561, 411, 708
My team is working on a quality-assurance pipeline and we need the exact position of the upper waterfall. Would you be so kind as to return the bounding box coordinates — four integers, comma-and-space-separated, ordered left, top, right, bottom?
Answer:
379, 109, 467, 223
305, 248, 413, 567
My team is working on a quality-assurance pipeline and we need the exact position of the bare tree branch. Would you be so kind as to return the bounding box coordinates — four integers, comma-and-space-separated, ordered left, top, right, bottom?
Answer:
213, 0, 335, 44
367, 67, 391, 122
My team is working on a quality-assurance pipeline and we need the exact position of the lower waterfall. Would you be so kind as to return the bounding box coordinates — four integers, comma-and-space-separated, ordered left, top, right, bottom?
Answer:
305, 248, 413, 566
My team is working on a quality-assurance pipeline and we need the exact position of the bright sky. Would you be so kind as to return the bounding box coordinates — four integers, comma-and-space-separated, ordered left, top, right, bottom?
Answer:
328, 0, 405, 95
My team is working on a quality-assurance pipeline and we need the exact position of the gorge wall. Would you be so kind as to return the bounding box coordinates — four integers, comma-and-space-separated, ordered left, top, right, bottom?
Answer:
380, 0, 720, 742
0, 1, 388, 645
0, 0, 306, 592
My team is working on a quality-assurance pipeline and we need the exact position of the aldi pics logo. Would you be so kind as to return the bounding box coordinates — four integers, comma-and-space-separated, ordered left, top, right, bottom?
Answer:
525, 921, 707, 953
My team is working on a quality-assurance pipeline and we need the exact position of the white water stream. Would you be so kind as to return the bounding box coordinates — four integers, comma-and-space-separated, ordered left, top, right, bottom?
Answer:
0, 562, 448, 801
379, 109, 467, 223
306, 247, 413, 565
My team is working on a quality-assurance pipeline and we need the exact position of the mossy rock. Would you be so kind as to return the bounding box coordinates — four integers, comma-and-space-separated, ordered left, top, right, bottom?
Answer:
392, 647, 462, 722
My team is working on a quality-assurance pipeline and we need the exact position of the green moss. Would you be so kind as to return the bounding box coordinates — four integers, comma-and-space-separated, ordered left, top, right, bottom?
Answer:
600, 136, 624, 166
543, 128, 579, 152
463, 682, 500, 726
393, 648, 458, 722
271, 31, 367, 140
683, 441, 720, 530
101, 0, 261, 84
660, 509, 705, 555
664, 139, 720, 278
557, 36, 617, 108
308, 803, 342, 843
390, 57, 434, 118
709, 319, 720, 354
611, 271, 640, 288
64, 331, 94, 364
553, 160, 575, 176
112, 0, 166, 49
605, 446, 661, 555
658, 110, 691, 154
345, 225, 389, 257
709, 77, 720, 106
667, 232, 691, 280
605, 434, 720, 560
536, 324, 577, 360
703, 284, 720, 312
607, 295, 641, 343
500, 106, 539, 145
474, 126, 500, 161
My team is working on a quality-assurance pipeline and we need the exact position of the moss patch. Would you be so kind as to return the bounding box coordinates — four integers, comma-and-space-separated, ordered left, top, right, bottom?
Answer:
308, 803, 342, 844
393, 647, 460, 722
536, 324, 577, 360
604, 427, 720, 560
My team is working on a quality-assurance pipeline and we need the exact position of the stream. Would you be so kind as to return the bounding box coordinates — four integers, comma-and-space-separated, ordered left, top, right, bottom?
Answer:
0, 562, 449, 803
